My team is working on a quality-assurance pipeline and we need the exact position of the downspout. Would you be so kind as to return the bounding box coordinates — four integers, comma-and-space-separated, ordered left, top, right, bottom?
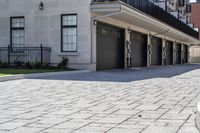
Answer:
90, 9, 122, 65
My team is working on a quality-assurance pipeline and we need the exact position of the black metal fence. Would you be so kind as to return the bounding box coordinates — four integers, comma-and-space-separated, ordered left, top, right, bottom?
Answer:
93, 0, 199, 39
0, 45, 51, 65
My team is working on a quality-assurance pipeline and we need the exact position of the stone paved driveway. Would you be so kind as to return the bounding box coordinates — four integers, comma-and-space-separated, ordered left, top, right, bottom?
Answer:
1, 64, 200, 133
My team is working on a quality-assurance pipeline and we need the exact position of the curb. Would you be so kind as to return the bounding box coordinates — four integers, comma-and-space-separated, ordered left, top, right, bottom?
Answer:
196, 102, 200, 132
195, 102, 200, 131
0, 70, 90, 82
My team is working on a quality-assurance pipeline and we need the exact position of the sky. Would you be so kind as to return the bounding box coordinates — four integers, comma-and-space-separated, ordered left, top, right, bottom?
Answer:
190, 0, 196, 2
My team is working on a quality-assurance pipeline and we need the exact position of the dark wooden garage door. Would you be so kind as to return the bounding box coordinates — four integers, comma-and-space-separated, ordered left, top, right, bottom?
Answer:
165, 40, 173, 65
182, 44, 188, 64
151, 37, 162, 66
130, 31, 147, 67
96, 23, 124, 70
176, 44, 181, 64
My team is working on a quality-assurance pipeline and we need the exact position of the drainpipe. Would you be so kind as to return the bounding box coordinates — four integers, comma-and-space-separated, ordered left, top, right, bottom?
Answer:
90, 9, 122, 66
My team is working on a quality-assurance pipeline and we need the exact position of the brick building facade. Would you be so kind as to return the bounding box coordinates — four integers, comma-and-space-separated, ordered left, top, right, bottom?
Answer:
190, 2, 200, 40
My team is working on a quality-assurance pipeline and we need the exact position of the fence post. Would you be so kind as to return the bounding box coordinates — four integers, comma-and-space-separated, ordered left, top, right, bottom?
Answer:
8, 45, 11, 65
40, 44, 43, 64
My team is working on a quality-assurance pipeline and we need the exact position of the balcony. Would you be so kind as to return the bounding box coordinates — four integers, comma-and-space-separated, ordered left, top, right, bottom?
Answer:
178, 0, 185, 10
152, 0, 166, 10
185, 3, 191, 16
92, 0, 199, 40
188, 23, 194, 28
0, 45, 51, 65
170, 11, 178, 18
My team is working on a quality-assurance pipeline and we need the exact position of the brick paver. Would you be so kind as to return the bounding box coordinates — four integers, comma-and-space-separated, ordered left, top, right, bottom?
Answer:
0, 64, 200, 133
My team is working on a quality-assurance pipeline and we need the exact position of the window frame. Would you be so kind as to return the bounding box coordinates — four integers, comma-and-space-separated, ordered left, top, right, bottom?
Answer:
10, 16, 25, 50
61, 14, 78, 52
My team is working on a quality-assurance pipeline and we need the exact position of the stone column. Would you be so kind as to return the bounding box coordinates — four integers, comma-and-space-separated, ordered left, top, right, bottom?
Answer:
162, 39, 166, 66
181, 43, 184, 64
91, 20, 97, 71
125, 28, 131, 69
147, 34, 152, 67
188, 44, 190, 63
173, 41, 177, 65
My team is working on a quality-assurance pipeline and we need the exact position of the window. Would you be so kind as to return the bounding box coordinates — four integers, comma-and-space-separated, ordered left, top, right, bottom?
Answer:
61, 14, 77, 52
10, 17, 25, 48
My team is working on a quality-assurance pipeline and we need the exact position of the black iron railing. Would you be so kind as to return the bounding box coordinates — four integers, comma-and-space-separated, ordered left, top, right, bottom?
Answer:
0, 45, 51, 65
93, 0, 199, 39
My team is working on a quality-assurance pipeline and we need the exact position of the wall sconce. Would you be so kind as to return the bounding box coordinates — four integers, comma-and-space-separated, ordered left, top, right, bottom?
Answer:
94, 20, 98, 25
39, 1, 44, 10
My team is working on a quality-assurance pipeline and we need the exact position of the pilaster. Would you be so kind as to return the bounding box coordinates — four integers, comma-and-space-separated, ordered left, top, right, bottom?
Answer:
147, 34, 152, 67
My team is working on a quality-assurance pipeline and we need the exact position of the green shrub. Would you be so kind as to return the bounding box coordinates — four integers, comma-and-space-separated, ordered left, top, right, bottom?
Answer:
14, 60, 24, 67
44, 63, 50, 68
25, 62, 33, 69
0, 62, 9, 68
0, 60, 9, 68
33, 62, 43, 69
57, 57, 68, 68
0, 60, 2, 67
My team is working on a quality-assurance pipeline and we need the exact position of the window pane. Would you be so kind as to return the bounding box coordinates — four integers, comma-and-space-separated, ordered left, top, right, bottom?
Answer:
62, 15, 77, 26
72, 36, 76, 43
12, 30, 25, 47
62, 27, 77, 51
12, 18, 24, 28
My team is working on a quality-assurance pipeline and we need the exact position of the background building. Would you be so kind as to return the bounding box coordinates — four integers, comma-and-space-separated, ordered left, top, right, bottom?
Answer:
189, 0, 200, 63
153, 0, 192, 27
190, 1, 200, 39
0, 0, 199, 70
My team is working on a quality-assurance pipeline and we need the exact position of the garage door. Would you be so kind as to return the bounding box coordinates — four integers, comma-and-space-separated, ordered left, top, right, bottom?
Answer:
130, 31, 147, 67
96, 23, 124, 70
151, 37, 162, 66
176, 44, 181, 64
182, 44, 188, 64
165, 40, 173, 65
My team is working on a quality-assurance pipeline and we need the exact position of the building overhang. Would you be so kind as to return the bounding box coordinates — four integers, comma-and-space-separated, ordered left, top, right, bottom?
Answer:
91, 1, 200, 45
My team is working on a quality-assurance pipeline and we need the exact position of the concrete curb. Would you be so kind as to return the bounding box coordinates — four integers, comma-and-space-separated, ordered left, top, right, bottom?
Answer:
196, 102, 200, 132
0, 70, 90, 82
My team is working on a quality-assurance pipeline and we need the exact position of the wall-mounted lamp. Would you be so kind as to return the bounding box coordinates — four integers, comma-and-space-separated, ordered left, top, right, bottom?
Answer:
93, 20, 97, 25
39, 1, 44, 10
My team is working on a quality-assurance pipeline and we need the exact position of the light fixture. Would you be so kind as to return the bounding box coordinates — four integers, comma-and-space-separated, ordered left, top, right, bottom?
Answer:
39, 1, 44, 10
93, 20, 97, 25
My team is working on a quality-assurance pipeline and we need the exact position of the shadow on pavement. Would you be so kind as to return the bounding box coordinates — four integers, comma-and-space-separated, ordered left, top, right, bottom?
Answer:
28, 64, 200, 82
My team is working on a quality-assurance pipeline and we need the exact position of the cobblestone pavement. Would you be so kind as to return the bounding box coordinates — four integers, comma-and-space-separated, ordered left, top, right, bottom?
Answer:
1, 64, 200, 133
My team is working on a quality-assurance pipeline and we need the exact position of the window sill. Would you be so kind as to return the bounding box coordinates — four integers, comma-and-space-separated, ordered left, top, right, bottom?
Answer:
58, 52, 80, 56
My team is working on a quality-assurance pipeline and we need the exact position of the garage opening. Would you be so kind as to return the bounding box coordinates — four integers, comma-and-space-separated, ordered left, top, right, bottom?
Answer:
151, 37, 162, 66
182, 44, 188, 64
130, 31, 147, 67
165, 40, 173, 65
176, 43, 182, 64
96, 23, 125, 70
